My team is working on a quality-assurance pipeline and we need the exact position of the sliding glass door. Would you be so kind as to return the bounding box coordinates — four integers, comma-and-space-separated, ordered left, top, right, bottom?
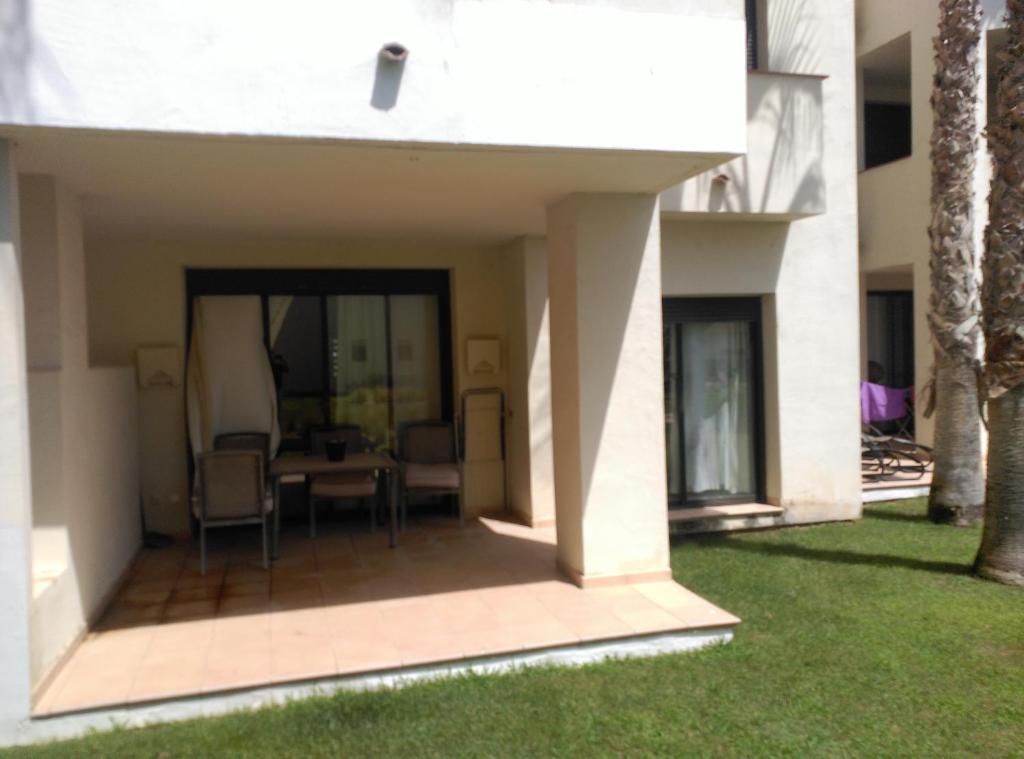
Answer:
188, 269, 452, 453
664, 298, 765, 507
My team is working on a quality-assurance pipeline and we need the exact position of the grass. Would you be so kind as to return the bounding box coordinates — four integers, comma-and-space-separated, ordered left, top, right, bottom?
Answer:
8, 499, 1024, 758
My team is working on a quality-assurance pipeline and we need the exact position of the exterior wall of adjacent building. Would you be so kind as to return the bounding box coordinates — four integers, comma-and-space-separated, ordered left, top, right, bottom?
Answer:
856, 0, 1008, 446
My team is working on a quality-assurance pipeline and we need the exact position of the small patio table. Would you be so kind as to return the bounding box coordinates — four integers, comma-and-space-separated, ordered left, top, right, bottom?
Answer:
268, 452, 399, 557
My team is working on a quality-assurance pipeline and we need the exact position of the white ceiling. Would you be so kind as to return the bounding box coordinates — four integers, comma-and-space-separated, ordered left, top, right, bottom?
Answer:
7, 128, 729, 244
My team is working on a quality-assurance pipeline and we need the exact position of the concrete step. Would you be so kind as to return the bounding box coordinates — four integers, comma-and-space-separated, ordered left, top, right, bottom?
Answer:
668, 503, 784, 535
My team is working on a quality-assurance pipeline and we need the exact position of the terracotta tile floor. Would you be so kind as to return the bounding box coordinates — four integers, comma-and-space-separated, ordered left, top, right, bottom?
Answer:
34, 514, 739, 716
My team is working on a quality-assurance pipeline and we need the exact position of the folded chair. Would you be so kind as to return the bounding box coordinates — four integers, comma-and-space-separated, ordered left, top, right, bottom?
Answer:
193, 450, 274, 575
397, 421, 463, 529
308, 425, 378, 537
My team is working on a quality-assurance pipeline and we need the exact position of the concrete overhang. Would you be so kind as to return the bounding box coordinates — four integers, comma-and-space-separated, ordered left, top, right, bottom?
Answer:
4, 127, 737, 243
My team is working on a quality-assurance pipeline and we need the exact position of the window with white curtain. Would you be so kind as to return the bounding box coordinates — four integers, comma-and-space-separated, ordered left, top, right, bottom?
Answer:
187, 269, 452, 455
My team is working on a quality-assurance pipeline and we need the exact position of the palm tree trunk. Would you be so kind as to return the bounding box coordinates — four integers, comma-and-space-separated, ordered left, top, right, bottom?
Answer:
975, 385, 1024, 585
926, 0, 985, 526
928, 355, 984, 525
975, 0, 1024, 584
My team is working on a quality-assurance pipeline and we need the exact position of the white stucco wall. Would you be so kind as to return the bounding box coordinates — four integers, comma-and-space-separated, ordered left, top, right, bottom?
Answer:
0, 0, 745, 159
663, 71, 826, 219
503, 237, 555, 528
660, 0, 862, 523
0, 142, 34, 735
661, 218, 860, 521
19, 176, 140, 694
856, 0, 1007, 446
85, 239, 512, 534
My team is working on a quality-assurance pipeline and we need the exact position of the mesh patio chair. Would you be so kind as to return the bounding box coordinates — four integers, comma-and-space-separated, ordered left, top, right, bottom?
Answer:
307, 425, 378, 538
193, 450, 273, 575
397, 421, 463, 530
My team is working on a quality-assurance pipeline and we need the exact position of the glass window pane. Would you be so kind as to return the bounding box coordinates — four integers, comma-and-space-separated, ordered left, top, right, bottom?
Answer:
269, 296, 324, 448
664, 324, 682, 502
390, 295, 442, 434
327, 295, 390, 449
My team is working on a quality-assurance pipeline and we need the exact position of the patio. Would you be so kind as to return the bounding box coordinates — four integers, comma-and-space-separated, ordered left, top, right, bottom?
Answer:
33, 513, 739, 717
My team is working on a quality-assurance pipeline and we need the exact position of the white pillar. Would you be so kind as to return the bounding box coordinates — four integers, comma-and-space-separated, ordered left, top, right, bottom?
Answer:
546, 194, 670, 586
0, 140, 33, 729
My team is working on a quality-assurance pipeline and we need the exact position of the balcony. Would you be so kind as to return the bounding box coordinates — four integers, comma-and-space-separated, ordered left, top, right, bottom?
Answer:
661, 71, 826, 220
1, 1, 746, 162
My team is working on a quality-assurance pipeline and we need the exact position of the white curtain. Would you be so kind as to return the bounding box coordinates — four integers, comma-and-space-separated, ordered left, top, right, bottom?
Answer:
682, 322, 754, 497
186, 296, 281, 464
328, 295, 389, 446
389, 295, 441, 429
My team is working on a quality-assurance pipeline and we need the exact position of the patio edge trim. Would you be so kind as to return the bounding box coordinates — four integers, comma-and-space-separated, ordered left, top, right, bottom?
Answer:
862, 486, 930, 503
7, 627, 734, 748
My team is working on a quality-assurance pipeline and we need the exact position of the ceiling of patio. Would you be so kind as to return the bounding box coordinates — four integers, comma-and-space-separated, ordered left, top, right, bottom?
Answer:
8, 128, 730, 244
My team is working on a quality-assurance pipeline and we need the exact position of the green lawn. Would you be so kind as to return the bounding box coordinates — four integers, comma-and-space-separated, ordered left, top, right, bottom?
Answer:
9, 499, 1024, 758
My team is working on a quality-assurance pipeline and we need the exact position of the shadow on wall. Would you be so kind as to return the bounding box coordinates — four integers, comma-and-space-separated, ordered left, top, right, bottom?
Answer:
0, 0, 33, 120
659, 0, 826, 217
759, 0, 825, 216
0, 0, 75, 123
570, 197, 660, 520
769, 0, 822, 74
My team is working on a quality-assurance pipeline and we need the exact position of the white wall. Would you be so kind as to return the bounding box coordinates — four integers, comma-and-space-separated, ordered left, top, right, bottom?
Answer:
663, 71, 826, 219
503, 237, 555, 527
85, 239, 512, 533
20, 176, 140, 693
661, 218, 860, 521
660, 0, 862, 523
1, 0, 745, 159
0, 142, 34, 733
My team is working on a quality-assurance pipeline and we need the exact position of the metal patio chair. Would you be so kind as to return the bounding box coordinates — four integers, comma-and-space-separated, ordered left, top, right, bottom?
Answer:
307, 425, 378, 537
214, 431, 271, 478
397, 420, 463, 529
193, 450, 273, 575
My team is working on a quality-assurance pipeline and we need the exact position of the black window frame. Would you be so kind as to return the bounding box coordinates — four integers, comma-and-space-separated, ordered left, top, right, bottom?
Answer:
663, 296, 767, 509
185, 268, 455, 456
746, 0, 762, 71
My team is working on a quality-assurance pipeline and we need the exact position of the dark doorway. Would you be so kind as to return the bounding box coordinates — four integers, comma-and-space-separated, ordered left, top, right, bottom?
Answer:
663, 297, 766, 508
865, 290, 914, 390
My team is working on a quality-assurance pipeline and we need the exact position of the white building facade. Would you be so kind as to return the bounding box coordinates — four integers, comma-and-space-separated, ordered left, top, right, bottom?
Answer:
0, 0, 860, 742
